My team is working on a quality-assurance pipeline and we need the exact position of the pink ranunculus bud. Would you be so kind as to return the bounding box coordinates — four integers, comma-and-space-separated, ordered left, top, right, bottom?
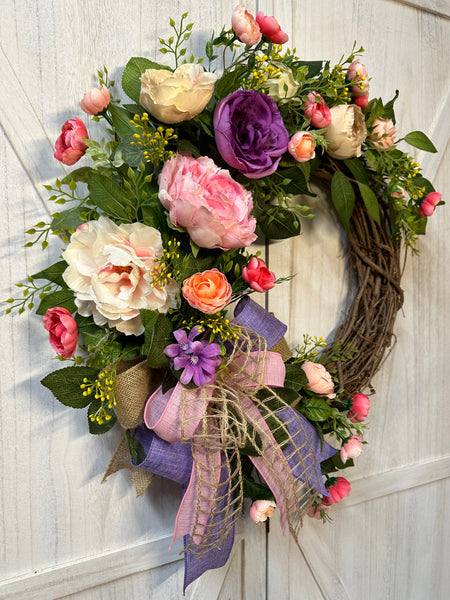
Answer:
242, 257, 276, 293
301, 361, 336, 399
80, 85, 111, 115
354, 94, 369, 110
347, 60, 370, 98
54, 118, 88, 165
390, 185, 407, 199
323, 477, 351, 505
307, 503, 330, 519
43, 307, 78, 359
348, 392, 370, 422
419, 192, 442, 217
232, 5, 262, 46
255, 11, 289, 44
340, 435, 364, 464
370, 117, 397, 151
288, 131, 316, 162
304, 92, 332, 129
249, 500, 276, 523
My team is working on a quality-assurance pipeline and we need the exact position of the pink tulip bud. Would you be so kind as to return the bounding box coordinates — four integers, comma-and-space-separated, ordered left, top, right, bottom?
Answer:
370, 118, 397, 151
242, 257, 276, 293
307, 503, 330, 519
80, 85, 110, 115
255, 11, 289, 44
249, 500, 276, 523
304, 92, 332, 129
232, 5, 261, 46
354, 94, 369, 110
54, 118, 88, 165
323, 477, 351, 505
419, 192, 442, 217
348, 392, 370, 422
340, 435, 364, 463
347, 60, 370, 97
43, 307, 78, 359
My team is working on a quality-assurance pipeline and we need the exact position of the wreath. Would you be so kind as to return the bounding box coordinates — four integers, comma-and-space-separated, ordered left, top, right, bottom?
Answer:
6, 5, 442, 591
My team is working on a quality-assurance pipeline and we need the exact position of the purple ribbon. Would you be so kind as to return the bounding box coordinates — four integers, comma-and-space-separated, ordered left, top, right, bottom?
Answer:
277, 407, 336, 497
131, 425, 234, 593
232, 296, 287, 349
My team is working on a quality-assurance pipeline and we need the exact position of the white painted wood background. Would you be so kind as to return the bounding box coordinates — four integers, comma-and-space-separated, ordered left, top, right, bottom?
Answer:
0, 1, 449, 598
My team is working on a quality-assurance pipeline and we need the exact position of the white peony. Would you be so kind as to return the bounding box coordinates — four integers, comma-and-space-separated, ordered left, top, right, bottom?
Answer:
325, 104, 367, 160
140, 64, 217, 124
62, 216, 179, 335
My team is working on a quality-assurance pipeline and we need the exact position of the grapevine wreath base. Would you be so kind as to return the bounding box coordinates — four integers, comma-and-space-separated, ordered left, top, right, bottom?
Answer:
7, 5, 442, 592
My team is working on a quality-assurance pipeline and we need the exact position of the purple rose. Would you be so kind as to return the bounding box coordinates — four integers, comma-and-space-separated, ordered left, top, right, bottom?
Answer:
213, 90, 289, 179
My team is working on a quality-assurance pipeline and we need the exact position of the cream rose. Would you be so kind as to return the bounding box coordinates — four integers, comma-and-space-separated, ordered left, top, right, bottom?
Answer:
139, 64, 217, 124
325, 104, 367, 160
265, 63, 299, 101
62, 216, 179, 335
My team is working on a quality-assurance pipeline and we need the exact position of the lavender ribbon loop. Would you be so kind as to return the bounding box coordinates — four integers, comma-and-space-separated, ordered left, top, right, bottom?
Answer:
131, 425, 234, 593
276, 407, 337, 496
233, 296, 287, 349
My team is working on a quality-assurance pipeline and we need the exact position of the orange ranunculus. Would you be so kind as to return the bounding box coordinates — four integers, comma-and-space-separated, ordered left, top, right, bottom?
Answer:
182, 269, 232, 314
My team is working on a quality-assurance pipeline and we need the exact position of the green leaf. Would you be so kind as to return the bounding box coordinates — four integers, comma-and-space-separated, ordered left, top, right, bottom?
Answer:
404, 131, 437, 153
343, 158, 369, 184
36, 289, 76, 315
87, 171, 134, 220
409, 213, 427, 235
141, 310, 173, 368
296, 60, 323, 78
32, 260, 67, 286
258, 206, 301, 240
358, 183, 380, 224
108, 104, 137, 138
242, 473, 275, 501
382, 89, 399, 124
413, 175, 435, 196
125, 430, 148, 465
215, 66, 246, 99
50, 207, 88, 234
116, 135, 146, 167
88, 399, 117, 434
61, 167, 94, 185
331, 171, 355, 232
302, 397, 333, 422
177, 139, 201, 158
41, 366, 98, 408
284, 363, 308, 392
140, 201, 167, 230
276, 166, 312, 196
122, 57, 171, 103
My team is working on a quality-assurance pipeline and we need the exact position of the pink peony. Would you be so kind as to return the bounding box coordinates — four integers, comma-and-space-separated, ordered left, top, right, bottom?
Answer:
54, 118, 88, 165
232, 5, 261, 45
323, 477, 351, 505
242, 257, 276, 293
301, 361, 336, 399
347, 60, 370, 98
249, 500, 276, 523
43, 307, 78, 359
304, 92, 332, 129
288, 131, 316, 162
80, 85, 110, 115
340, 435, 364, 463
158, 154, 257, 250
419, 192, 442, 217
370, 118, 397, 151
348, 392, 370, 422
256, 11, 289, 44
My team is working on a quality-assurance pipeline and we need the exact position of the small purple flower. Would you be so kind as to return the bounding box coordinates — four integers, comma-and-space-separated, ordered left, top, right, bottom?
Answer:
164, 327, 222, 387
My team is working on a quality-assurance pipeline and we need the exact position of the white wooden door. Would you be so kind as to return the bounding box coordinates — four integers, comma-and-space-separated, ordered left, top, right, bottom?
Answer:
0, 1, 449, 599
